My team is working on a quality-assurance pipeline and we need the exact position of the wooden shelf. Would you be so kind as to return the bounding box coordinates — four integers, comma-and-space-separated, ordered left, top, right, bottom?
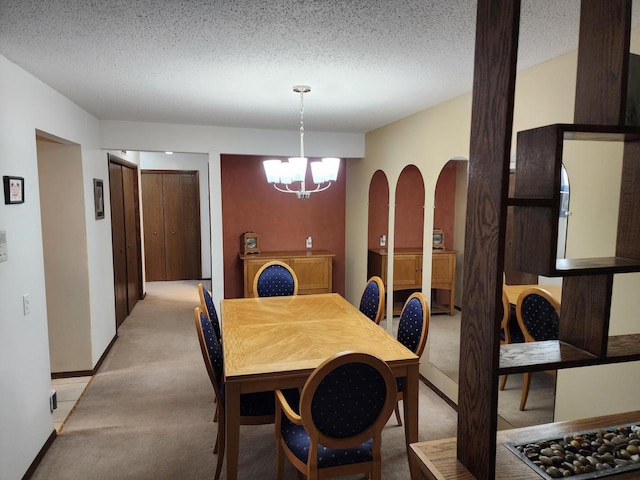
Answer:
555, 256, 640, 275
499, 333, 640, 374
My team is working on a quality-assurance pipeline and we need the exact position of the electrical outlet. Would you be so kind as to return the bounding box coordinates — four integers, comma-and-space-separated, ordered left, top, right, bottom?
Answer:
23, 294, 31, 315
380, 234, 386, 247
305, 236, 312, 249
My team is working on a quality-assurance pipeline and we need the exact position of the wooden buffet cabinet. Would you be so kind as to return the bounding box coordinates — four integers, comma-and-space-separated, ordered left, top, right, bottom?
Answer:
239, 250, 334, 298
368, 248, 456, 315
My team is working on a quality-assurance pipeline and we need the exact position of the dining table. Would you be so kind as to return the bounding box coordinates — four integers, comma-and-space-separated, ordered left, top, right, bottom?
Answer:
503, 283, 562, 306
220, 292, 421, 480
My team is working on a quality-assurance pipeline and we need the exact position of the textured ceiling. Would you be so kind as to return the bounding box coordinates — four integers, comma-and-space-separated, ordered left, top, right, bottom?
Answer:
1, 1, 638, 133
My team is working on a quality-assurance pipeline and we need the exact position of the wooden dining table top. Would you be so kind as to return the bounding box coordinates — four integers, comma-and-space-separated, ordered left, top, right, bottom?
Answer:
220, 293, 422, 480
503, 283, 562, 306
221, 293, 418, 382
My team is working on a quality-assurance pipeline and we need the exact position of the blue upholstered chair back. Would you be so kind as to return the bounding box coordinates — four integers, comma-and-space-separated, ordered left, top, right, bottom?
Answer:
199, 310, 223, 388
397, 293, 427, 356
311, 362, 388, 438
275, 351, 395, 475
255, 263, 297, 297
358, 276, 384, 324
201, 287, 222, 341
518, 292, 560, 341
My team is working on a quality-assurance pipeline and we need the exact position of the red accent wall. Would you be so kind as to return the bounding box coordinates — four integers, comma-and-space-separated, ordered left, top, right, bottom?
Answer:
221, 154, 346, 298
434, 162, 457, 250
394, 165, 425, 249
368, 170, 390, 249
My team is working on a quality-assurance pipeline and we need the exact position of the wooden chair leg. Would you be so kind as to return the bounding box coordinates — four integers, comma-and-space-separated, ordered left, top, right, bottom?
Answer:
519, 372, 531, 411
213, 414, 225, 480
500, 374, 508, 390
276, 439, 285, 480
394, 401, 402, 426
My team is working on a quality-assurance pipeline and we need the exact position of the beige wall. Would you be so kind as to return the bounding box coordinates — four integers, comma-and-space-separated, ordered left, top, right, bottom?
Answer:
37, 140, 93, 372
349, 28, 640, 420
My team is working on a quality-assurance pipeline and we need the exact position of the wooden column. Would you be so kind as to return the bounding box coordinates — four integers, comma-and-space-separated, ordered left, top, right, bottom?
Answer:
574, 0, 632, 125
456, 1, 520, 478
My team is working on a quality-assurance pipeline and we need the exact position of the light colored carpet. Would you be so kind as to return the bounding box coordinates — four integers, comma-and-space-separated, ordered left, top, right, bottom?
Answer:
427, 310, 555, 428
32, 281, 458, 480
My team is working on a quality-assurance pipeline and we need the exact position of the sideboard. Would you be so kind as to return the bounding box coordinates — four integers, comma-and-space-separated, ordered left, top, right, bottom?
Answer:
239, 250, 334, 298
368, 248, 456, 315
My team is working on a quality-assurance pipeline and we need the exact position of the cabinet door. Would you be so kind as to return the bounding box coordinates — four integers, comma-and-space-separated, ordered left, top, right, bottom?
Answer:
393, 254, 421, 289
289, 257, 332, 294
432, 253, 454, 286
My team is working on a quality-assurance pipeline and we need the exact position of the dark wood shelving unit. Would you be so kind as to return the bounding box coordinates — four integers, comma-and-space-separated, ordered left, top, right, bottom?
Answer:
411, 2, 640, 479
511, 124, 640, 278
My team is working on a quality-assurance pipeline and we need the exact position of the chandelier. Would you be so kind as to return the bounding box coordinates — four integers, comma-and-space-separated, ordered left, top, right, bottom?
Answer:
263, 85, 340, 199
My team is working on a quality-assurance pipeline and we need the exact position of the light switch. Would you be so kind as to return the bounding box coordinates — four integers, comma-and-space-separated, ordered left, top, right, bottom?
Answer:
0, 230, 7, 262
23, 294, 31, 315
306, 236, 312, 249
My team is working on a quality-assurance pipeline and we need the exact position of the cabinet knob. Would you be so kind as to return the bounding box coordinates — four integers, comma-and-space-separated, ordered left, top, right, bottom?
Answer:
172, 231, 176, 235
153, 231, 157, 235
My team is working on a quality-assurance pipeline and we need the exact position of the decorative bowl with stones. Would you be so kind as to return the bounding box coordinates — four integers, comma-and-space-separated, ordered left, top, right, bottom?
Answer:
505, 423, 640, 479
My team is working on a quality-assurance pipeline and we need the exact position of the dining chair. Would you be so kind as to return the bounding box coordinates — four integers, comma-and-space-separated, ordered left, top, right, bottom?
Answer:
358, 276, 385, 324
193, 307, 299, 480
499, 287, 524, 391
198, 283, 221, 341
394, 292, 428, 426
253, 260, 299, 297
515, 286, 560, 411
275, 350, 396, 480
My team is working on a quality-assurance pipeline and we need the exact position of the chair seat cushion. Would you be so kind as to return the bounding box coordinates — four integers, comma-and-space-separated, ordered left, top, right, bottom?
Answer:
281, 417, 373, 468
220, 386, 300, 417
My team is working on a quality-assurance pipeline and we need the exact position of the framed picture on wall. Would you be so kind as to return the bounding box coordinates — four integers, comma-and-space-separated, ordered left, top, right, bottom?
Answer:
94, 178, 105, 219
3, 176, 25, 204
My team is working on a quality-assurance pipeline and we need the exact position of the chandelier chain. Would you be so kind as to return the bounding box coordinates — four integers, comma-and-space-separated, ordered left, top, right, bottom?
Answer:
299, 89, 305, 158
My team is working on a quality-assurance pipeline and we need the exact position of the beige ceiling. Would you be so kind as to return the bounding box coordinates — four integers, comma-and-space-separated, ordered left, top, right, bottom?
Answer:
1, 1, 638, 133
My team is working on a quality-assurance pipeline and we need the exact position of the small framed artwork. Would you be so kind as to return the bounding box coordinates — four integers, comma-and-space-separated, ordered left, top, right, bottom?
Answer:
3, 176, 25, 204
93, 178, 105, 219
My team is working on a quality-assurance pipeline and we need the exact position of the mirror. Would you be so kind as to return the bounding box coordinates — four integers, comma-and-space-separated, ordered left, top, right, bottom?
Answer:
391, 165, 425, 314
428, 159, 467, 382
